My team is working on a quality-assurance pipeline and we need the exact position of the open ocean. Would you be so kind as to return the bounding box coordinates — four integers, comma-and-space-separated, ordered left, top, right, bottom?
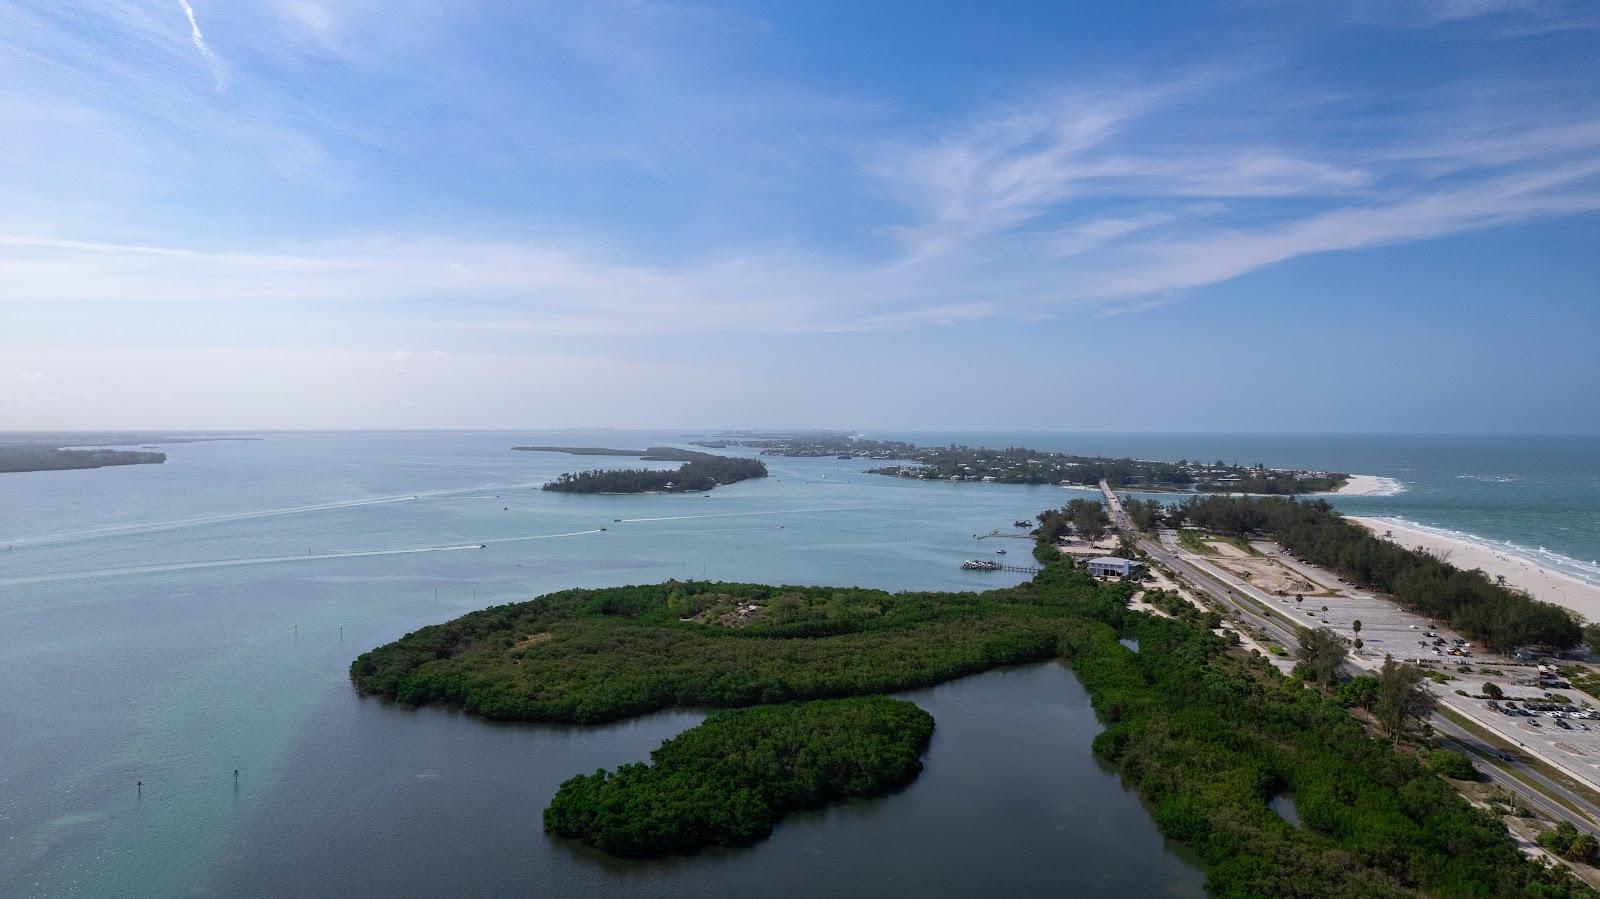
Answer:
0, 429, 1593, 896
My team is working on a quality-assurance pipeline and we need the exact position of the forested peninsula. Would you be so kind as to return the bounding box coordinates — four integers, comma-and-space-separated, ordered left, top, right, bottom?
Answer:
513, 445, 708, 461
692, 432, 1347, 494
525, 446, 767, 494
0, 445, 166, 473
352, 542, 1592, 894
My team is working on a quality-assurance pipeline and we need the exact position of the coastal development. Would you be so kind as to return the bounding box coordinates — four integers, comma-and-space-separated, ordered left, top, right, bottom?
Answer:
7, 430, 1594, 898
353, 484, 1599, 893
10, 0, 1594, 892
338, 443, 1600, 891
694, 432, 1348, 494
1097, 484, 1600, 881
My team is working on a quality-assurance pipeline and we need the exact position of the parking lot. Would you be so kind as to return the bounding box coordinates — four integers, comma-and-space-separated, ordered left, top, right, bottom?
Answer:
1189, 539, 1600, 794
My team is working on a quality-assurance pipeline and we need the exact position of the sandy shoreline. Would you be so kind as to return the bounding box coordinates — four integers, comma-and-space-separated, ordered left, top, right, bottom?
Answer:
1333, 474, 1406, 496
1351, 516, 1600, 622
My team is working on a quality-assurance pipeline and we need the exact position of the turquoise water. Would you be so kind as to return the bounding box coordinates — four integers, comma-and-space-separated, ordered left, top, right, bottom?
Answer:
2, 429, 1592, 895
874, 432, 1600, 587
0, 431, 1201, 897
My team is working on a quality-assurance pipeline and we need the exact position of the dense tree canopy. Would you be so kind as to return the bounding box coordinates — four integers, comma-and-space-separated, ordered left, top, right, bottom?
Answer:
1036, 498, 1111, 543
544, 697, 934, 857
355, 523, 1592, 897
1373, 657, 1437, 744
350, 572, 1126, 724
1173, 495, 1581, 651
0, 446, 166, 473
1294, 627, 1346, 687
543, 455, 767, 494
1076, 613, 1585, 897
1123, 497, 1163, 531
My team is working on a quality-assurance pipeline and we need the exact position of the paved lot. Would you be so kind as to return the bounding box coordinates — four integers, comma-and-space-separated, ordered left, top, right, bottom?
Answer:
1180, 538, 1600, 795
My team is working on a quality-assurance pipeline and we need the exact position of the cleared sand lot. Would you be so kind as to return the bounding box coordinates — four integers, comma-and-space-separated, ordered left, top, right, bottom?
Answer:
1172, 531, 1600, 796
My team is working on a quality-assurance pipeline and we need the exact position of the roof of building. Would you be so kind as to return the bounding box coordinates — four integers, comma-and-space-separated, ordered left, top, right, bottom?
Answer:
1089, 556, 1141, 566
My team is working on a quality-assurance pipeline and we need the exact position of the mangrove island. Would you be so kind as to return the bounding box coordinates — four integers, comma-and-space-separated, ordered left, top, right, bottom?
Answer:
350, 521, 1590, 894
0, 445, 166, 473
544, 697, 934, 857
522, 446, 768, 494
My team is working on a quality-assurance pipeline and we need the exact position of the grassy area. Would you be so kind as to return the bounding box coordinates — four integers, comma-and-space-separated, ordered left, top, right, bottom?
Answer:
1214, 534, 1264, 556
1561, 666, 1600, 703
1177, 529, 1216, 555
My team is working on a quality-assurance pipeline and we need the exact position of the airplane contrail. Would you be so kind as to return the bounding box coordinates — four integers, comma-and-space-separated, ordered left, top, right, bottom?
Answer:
177, 0, 226, 91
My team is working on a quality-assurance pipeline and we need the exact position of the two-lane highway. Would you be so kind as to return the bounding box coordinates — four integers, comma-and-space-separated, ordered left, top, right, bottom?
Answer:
1097, 480, 1600, 835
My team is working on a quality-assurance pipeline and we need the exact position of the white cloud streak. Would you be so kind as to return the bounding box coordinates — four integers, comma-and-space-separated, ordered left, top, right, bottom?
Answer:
3, 100, 1597, 334
0, 3, 1596, 339
177, 0, 225, 91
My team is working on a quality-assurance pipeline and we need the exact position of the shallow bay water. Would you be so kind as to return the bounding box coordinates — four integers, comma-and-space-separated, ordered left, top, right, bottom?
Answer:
0, 431, 1202, 896
9, 429, 1588, 895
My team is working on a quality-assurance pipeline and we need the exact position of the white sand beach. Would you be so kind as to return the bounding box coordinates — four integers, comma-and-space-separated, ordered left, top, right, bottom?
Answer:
1334, 475, 1406, 496
1352, 516, 1600, 622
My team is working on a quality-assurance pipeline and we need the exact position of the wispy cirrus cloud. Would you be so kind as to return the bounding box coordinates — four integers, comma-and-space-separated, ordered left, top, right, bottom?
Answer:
176, 0, 225, 91
0, 1, 1597, 341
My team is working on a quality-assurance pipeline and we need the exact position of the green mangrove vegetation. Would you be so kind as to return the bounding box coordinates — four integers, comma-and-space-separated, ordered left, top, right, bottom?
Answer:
350, 573, 1119, 724
355, 528, 1592, 895
0, 445, 166, 473
1035, 497, 1112, 543
1173, 495, 1582, 651
690, 432, 1347, 493
544, 697, 934, 857
513, 445, 710, 461
1072, 612, 1584, 897
541, 453, 767, 494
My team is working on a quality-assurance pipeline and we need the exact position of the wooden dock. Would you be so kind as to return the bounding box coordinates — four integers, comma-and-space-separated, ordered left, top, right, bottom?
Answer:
976, 529, 1036, 540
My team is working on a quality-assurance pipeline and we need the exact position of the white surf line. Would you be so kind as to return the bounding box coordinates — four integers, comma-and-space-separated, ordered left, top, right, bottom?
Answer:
617, 506, 864, 524
0, 482, 548, 548
0, 529, 603, 587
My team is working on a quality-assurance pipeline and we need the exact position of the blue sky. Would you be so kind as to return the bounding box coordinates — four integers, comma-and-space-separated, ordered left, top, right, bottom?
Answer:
1, 0, 1596, 431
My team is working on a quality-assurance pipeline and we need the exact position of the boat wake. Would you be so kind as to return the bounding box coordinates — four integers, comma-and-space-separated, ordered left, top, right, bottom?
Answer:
618, 506, 865, 524
0, 482, 547, 549
0, 529, 602, 587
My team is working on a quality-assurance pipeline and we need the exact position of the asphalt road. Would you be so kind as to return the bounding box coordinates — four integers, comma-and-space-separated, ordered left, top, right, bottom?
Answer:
1098, 480, 1600, 835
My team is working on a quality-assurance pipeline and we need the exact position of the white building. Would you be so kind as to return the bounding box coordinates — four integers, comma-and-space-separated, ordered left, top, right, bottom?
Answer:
1087, 557, 1142, 578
